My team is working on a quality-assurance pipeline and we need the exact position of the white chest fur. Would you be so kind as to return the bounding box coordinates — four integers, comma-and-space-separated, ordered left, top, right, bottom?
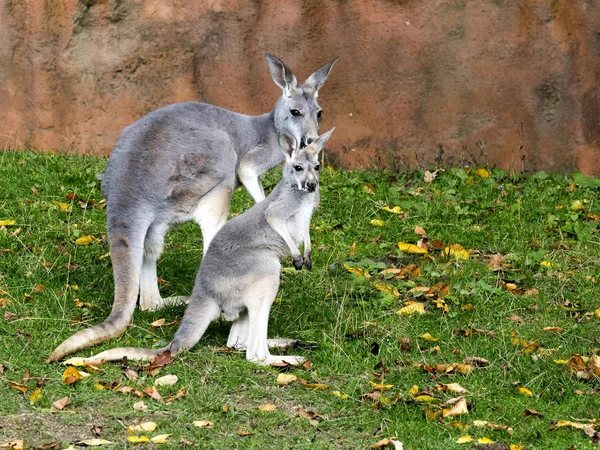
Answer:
287, 199, 316, 246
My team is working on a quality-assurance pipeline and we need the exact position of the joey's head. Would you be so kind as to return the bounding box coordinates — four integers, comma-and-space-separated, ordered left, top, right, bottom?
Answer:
278, 128, 335, 193
266, 54, 338, 149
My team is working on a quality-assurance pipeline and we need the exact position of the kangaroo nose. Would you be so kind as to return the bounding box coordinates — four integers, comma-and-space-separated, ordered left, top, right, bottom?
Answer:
306, 181, 317, 191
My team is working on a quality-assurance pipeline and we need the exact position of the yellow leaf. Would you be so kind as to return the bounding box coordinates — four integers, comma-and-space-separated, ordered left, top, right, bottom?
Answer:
363, 183, 375, 194
74, 235, 96, 245
570, 200, 585, 212
63, 357, 87, 366
443, 244, 470, 260
332, 391, 349, 399
193, 420, 214, 428
382, 206, 403, 214
478, 437, 495, 444
258, 404, 277, 411
0, 220, 15, 226
414, 395, 437, 403
373, 283, 399, 296
344, 264, 372, 279
276, 373, 297, 385
435, 383, 469, 394
419, 332, 439, 342
7, 381, 28, 394
518, 387, 533, 397
408, 385, 419, 396
543, 326, 564, 333
77, 439, 113, 446
442, 397, 469, 417
0, 441, 24, 450
29, 389, 42, 404
52, 201, 71, 212
475, 168, 490, 179
127, 436, 150, 443
456, 435, 473, 444
127, 422, 157, 434
398, 242, 428, 254
62, 366, 83, 385
553, 359, 567, 365
510, 445, 524, 450
370, 219, 385, 227
396, 301, 425, 316
540, 260, 555, 268
150, 318, 166, 328
594, 309, 600, 318
150, 434, 170, 444
369, 381, 393, 390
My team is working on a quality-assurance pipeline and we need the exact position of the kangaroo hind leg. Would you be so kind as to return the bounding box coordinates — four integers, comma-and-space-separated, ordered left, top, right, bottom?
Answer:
139, 221, 188, 311
244, 274, 306, 366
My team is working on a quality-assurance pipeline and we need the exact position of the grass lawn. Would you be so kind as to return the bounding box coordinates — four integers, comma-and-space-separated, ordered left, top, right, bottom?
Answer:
1, 150, 599, 449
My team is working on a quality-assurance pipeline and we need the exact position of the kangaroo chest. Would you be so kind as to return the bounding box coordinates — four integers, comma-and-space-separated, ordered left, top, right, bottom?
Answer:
287, 200, 316, 245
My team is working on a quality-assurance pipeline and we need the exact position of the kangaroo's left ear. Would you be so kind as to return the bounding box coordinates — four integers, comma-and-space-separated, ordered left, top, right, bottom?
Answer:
302, 57, 339, 98
278, 132, 298, 159
310, 127, 335, 155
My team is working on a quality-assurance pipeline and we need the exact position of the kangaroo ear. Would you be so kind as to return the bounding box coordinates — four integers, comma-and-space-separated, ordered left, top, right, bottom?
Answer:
266, 54, 298, 98
302, 57, 339, 98
278, 132, 298, 159
310, 127, 335, 154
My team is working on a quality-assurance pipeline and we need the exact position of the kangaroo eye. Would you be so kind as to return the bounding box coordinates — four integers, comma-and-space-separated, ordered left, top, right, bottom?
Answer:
317, 110, 322, 120
294, 165, 303, 172
314, 164, 320, 171
290, 109, 302, 117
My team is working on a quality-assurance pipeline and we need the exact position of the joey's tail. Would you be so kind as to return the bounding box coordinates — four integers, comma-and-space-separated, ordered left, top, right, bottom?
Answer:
81, 298, 221, 364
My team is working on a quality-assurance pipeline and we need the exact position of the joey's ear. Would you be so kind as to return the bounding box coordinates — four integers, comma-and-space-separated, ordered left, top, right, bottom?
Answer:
278, 132, 298, 159
266, 53, 298, 98
302, 57, 339, 97
310, 127, 335, 155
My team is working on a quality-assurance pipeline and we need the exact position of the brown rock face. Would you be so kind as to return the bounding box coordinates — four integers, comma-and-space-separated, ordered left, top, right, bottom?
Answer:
1, 0, 599, 174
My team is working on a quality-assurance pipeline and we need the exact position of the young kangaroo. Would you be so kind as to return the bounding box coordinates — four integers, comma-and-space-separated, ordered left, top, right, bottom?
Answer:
47, 54, 337, 363
84, 128, 334, 366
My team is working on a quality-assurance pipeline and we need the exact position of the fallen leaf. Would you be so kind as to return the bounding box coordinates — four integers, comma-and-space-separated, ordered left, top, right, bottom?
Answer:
193, 420, 214, 428
148, 349, 173, 372
419, 333, 439, 342
29, 389, 42, 404
133, 401, 147, 411
126, 436, 150, 443
509, 445, 524, 450
74, 235, 96, 246
179, 438, 195, 447
567, 354, 586, 372
369, 381, 393, 390
7, 381, 28, 394
443, 244, 469, 260
299, 379, 330, 390
523, 408, 543, 417
382, 206, 403, 214
52, 397, 70, 410
62, 366, 83, 385
363, 183, 375, 194
456, 435, 473, 444
570, 200, 585, 212
150, 434, 170, 444
142, 386, 163, 402
276, 373, 297, 385
164, 386, 185, 403
398, 242, 428, 254
236, 430, 252, 437
589, 353, 600, 377
150, 318, 166, 328
52, 201, 71, 212
258, 403, 277, 411
475, 168, 490, 178
0, 441, 23, 450
154, 375, 178, 386
518, 387, 533, 397
442, 396, 469, 417
435, 383, 469, 394
399, 337, 411, 352
76, 439, 113, 446
396, 302, 425, 316
370, 219, 385, 227
127, 422, 157, 434
0, 220, 16, 227
124, 368, 139, 380
63, 357, 87, 366
542, 326, 564, 333
332, 390, 349, 399
477, 437, 494, 444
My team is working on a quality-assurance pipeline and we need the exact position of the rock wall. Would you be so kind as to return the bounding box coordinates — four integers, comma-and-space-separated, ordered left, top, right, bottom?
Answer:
1, 0, 599, 174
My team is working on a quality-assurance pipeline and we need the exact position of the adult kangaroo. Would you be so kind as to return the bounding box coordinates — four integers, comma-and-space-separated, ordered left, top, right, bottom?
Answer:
47, 54, 338, 363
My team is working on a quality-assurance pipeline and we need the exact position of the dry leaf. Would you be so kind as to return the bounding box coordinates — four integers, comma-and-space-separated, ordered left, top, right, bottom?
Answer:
419, 333, 439, 342
477, 437, 494, 444
29, 389, 42, 404
0, 220, 16, 227
164, 386, 185, 403
399, 337, 411, 352
0, 441, 24, 450
542, 326, 564, 333
193, 420, 214, 428
276, 373, 297, 385
398, 242, 428, 254
442, 396, 469, 417
382, 206, 403, 214
369, 381, 393, 390
74, 235, 96, 246
435, 383, 469, 394
363, 183, 375, 194
443, 244, 469, 260
62, 366, 83, 385
370, 219, 385, 227
76, 439, 114, 446
7, 381, 28, 394
52, 396, 70, 410
142, 386, 163, 402
456, 435, 473, 444
258, 404, 277, 411
396, 302, 425, 316
124, 368, 138, 381
126, 436, 150, 443
414, 226, 427, 237
332, 391, 349, 399
523, 408, 542, 417
148, 349, 173, 372
236, 430, 252, 437
150, 434, 170, 444
150, 318, 166, 328
299, 378, 330, 390
133, 401, 148, 411
127, 422, 157, 434
154, 375, 178, 386
518, 387, 533, 397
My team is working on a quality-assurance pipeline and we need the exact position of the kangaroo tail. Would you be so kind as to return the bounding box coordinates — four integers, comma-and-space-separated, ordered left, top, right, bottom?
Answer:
86, 346, 167, 363
169, 297, 221, 356
46, 308, 136, 363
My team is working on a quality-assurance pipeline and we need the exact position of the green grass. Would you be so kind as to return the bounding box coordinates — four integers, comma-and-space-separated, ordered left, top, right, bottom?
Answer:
1, 150, 600, 449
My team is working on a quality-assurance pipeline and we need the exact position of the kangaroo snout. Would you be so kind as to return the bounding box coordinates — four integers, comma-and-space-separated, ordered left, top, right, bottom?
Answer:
306, 180, 317, 192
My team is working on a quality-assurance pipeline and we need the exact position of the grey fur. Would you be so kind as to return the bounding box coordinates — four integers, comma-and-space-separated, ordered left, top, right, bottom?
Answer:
47, 54, 337, 363
85, 128, 335, 366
